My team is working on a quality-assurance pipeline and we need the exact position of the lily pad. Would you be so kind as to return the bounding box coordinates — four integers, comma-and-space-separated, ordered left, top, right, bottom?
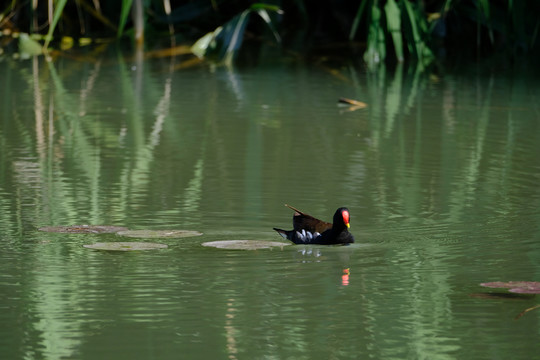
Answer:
117, 229, 203, 238
509, 288, 540, 294
480, 281, 540, 294
201, 240, 290, 250
39, 225, 128, 234
83, 242, 168, 251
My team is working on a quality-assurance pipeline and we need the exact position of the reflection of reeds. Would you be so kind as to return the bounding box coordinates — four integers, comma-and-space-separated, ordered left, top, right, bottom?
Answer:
3, 51, 539, 233
2, 52, 540, 358
3, 48, 205, 226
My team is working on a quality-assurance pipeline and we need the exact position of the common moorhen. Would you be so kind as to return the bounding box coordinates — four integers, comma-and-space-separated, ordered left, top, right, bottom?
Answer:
273, 204, 355, 245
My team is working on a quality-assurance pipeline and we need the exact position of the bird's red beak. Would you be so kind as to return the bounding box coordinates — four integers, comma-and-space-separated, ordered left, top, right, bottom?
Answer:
343, 210, 350, 228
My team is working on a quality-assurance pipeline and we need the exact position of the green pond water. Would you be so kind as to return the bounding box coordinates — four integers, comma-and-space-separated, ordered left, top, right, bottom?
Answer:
1, 52, 540, 359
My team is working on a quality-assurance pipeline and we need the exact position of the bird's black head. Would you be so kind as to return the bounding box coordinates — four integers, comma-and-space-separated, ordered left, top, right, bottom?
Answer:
333, 207, 351, 230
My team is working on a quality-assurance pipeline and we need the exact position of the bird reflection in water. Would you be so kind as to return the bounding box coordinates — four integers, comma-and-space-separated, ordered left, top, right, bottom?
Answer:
342, 268, 350, 286
298, 247, 322, 261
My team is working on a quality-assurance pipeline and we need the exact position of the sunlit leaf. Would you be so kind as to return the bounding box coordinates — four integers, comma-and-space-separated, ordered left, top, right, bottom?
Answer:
38, 225, 129, 234
83, 242, 168, 251
19, 33, 43, 57
191, 29, 220, 59
202, 240, 290, 250
117, 229, 203, 238
60, 36, 74, 50
79, 38, 92, 46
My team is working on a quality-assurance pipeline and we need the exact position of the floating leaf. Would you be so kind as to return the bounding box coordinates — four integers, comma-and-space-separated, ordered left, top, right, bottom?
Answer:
117, 230, 203, 238
480, 281, 540, 293
509, 285, 540, 294
202, 240, 290, 250
38, 225, 128, 234
83, 242, 168, 251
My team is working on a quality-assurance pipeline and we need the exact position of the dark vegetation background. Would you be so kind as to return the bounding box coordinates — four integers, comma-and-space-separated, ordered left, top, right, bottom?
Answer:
1, 1, 539, 65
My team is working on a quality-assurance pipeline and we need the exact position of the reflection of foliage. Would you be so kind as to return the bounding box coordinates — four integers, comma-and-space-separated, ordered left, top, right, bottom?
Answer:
2, 52, 540, 232
1, 45, 540, 359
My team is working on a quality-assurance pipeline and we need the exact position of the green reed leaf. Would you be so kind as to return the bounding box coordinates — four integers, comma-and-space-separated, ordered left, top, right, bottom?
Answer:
118, 0, 134, 38
384, 0, 403, 62
349, 0, 368, 40
43, 0, 67, 49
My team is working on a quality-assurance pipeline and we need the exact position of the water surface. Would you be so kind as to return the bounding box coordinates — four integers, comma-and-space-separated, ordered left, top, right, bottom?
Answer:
1, 53, 540, 359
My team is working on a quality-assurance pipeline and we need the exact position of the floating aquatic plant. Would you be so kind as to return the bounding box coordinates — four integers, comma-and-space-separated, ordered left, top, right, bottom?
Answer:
83, 242, 168, 251
38, 225, 128, 234
117, 230, 203, 238
479, 281, 540, 320
480, 281, 540, 294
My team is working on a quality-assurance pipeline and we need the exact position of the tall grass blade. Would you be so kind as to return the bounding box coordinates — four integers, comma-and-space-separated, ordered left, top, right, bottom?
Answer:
117, 0, 134, 38
133, 0, 144, 44
363, 2, 385, 67
43, 0, 67, 49
163, 0, 175, 44
384, 0, 403, 62
349, 0, 369, 41
222, 10, 251, 65
477, 0, 494, 44
256, 9, 281, 43
402, 0, 433, 62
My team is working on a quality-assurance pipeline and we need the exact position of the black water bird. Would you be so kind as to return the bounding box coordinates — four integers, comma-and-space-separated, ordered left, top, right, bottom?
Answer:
273, 204, 354, 245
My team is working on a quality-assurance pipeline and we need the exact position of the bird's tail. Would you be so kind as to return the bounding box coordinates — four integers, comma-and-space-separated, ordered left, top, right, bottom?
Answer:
273, 228, 289, 240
